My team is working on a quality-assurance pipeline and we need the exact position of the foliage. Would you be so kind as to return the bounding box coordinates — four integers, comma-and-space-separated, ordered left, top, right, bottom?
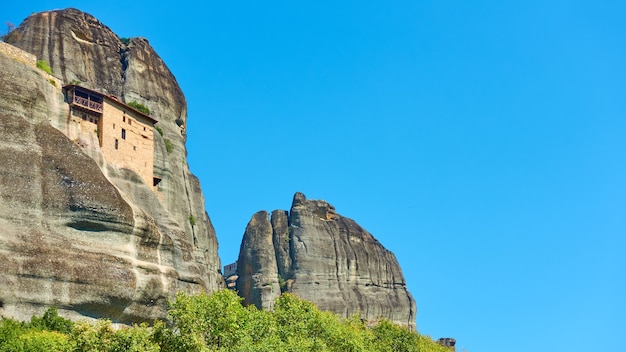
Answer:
120, 37, 130, 45
68, 79, 81, 85
48, 78, 56, 87
0, 317, 23, 347
72, 320, 159, 352
36, 60, 52, 75
155, 125, 164, 136
278, 274, 287, 292
0, 330, 74, 352
127, 101, 151, 115
164, 138, 174, 154
189, 215, 196, 227
0, 290, 451, 352
29, 307, 74, 334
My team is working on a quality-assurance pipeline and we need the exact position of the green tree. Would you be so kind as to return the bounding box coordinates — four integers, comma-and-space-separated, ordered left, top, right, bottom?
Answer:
29, 307, 73, 334
0, 318, 23, 348
0, 330, 73, 352
167, 290, 252, 351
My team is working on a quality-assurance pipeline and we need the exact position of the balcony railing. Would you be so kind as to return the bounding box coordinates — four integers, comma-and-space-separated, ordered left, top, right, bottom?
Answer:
72, 95, 103, 113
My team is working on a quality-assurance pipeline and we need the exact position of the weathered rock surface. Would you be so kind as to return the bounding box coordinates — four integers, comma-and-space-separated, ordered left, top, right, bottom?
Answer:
0, 8, 222, 323
236, 212, 281, 310
236, 193, 416, 329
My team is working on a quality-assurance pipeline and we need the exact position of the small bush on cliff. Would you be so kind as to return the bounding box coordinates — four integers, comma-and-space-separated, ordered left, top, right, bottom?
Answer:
164, 138, 174, 154
127, 101, 151, 115
155, 125, 164, 136
36, 60, 52, 75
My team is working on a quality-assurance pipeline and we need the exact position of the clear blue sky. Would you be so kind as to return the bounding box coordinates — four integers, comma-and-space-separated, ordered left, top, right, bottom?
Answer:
4, 2, 625, 351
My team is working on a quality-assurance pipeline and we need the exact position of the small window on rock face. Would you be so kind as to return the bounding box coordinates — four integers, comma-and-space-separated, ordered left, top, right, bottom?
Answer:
113, 123, 115, 129
143, 127, 146, 131
123, 116, 126, 122
129, 119, 132, 125
133, 146, 136, 151
122, 129, 126, 139
115, 139, 118, 149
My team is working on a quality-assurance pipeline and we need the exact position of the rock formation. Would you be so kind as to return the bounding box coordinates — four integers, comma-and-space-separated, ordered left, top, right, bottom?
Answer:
0, 8, 222, 323
236, 193, 416, 329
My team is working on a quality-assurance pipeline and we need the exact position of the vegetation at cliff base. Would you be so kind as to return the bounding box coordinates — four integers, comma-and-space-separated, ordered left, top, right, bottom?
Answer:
0, 290, 450, 352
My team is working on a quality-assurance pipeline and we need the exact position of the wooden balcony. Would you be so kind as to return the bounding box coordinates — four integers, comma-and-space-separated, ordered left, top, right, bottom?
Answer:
71, 94, 103, 114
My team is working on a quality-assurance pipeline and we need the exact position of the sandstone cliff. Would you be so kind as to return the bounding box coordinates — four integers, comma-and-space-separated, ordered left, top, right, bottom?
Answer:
0, 8, 222, 323
236, 193, 417, 329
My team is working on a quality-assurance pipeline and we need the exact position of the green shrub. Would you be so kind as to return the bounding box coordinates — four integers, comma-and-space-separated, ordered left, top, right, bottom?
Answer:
278, 274, 287, 292
0, 317, 23, 347
68, 79, 81, 85
48, 78, 56, 87
127, 101, 150, 115
188, 215, 196, 227
120, 37, 130, 45
36, 60, 52, 75
155, 125, 164, 136
29, 307, 74, 334
164, 138, 173, 154
1, 330, 74, 352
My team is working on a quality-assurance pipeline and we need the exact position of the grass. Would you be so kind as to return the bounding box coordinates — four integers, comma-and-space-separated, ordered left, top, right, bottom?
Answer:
127, 101, 150, 115
164, 138, 173, 154
36, 60, 52, 75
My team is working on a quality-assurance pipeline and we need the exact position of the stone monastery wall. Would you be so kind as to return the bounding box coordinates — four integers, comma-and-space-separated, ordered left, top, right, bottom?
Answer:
99, 99, 155, 187
0, 41, 35, 66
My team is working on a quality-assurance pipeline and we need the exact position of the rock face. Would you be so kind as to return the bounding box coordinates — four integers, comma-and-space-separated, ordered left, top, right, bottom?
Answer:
236, 193, 416, 329
0, 8, 222, 323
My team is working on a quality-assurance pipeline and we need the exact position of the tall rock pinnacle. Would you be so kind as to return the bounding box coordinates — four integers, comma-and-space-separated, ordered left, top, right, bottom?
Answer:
236, 192, 417, 329
0, 8, 222, 323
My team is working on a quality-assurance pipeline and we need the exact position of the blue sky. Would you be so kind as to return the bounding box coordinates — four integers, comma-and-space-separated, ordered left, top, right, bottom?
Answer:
4, 1, 626, 351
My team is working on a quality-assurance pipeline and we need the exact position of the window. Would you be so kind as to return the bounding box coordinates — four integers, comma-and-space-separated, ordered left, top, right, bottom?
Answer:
81, 114, 87, 121
129, 119, 132, 125
121, 129, 126, 139
123, 116, 126, 122
114, 139, 118, 149
113, 123, 115, 129
133, 145, 136, 151
143, 127, 146, 131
